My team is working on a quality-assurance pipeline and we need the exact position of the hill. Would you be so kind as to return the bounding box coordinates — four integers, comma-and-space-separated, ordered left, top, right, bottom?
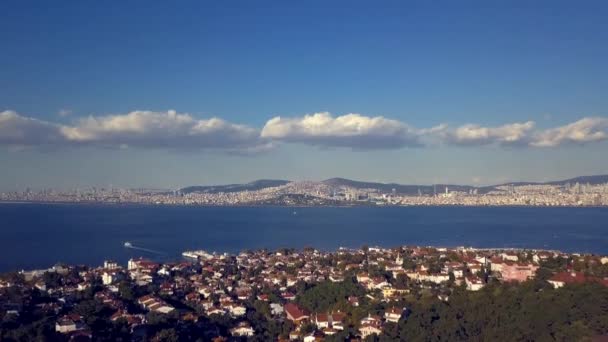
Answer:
322, 178, 486, 195
178, 174, 608, 196
179, 179, 289, 194
546, 174, 608, 186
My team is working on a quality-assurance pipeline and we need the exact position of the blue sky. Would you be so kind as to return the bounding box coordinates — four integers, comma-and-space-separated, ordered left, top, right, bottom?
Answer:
1, 1, 607, 190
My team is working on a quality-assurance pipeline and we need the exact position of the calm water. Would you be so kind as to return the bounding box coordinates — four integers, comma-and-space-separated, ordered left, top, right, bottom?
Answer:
1, 203, 607, 272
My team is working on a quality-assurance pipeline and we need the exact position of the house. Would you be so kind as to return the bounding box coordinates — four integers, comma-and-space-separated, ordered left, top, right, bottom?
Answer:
384, 262, 403, 272
127, 258, 158, 272
359, 324, 382, 339
137, 295, 174, 314
465, 276, 485, 291
132, 273, 154, 286
444, 262, 465, 278
313, 311, 345, 329
185, 292, 201, 303
501, 252, 519, 262
230, 322, 255, 337
468, 264, 483, 275
226, 303, 246, 317
382, 286, 409, 299
367, 277, 390, 290
533, 251, 555, 263
282, 292, 296, 301
490, 258, 505, 272
181, 312, 199, 323
35, 281, 47, 292
322, 327, 338, 335
236, 290, 251, 301
77, 283, 91, 292
101, 271, 123, 285
159, 282, 174, 296
499, 263, 539, 282
55, 314, 86, 333
289, 330, 302, 340
270, 303, 284, 315
314, 313, 330, 328
198, 286, 213, 298
330, 312, 346, 330
360, 314, 382, 326
284, 303, 310, 322
157, 267, 171, 277
206, 307, 226, 316
384, 307, 404, 323
110, 311, 145, 328
548, 272, 588, 288
329, 273, 344, 282
103, 260, 119, 270
286, 276, 298, 287
303, 330, 325, 342
419, 272, 450, 284
356, 273, 370, 283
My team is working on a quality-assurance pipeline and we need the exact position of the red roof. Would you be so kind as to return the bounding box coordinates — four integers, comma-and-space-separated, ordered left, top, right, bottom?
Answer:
549, 272, 608, 287
549, 272, 587, 284
284, 303, 310, 321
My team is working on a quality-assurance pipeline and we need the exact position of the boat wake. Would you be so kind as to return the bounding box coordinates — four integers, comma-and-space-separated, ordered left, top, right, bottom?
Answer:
123, 242, 166, 255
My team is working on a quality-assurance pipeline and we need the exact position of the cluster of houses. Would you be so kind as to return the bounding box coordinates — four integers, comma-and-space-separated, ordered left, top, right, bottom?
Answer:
1, 246, 607, 341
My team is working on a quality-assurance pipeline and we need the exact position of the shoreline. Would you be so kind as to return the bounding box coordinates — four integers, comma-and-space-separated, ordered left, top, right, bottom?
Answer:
0, 243, 601, 275
1, 200, 607, 209
4, 244, 575, 275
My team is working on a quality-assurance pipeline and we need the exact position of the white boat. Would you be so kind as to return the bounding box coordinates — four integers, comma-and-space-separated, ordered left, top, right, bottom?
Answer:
124, 242, 133, 248
182, 250, 214, 260
182, 251, 199, 259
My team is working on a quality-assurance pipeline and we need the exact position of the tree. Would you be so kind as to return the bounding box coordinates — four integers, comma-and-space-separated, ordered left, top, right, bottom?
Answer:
42, 272, 62, 288
154, 328, 179, 342
118, 281, 135, 301
392, 273, 409, 288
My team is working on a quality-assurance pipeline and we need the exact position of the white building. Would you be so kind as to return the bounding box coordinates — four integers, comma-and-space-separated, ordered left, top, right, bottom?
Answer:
230, 322, 255, 337
465, 276, 485, 291
384, 307, 405, 323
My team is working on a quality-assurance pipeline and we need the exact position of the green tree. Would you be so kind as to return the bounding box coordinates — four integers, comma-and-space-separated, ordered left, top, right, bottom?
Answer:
154, 328, 179, 342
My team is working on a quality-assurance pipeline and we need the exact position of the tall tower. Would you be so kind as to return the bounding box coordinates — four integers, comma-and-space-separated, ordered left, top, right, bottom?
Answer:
396, 253, 403, 265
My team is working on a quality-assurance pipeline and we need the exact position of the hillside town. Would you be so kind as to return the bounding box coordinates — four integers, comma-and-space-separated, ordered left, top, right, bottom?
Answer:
2, 245, 608, 341
2, 179, 608, 207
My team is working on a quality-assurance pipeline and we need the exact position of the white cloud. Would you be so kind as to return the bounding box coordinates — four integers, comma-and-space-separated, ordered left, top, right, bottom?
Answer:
1, 110, 607, 151
531, 117, 608, 147
0, 110, 267, 151
62, 110, 263, 150
261, 112, 422, 149
440, 121, 536, 146
0, 111, 67, 146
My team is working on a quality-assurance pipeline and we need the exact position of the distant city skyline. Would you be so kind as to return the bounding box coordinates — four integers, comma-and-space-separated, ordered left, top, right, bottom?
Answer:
1, 1, 607, 191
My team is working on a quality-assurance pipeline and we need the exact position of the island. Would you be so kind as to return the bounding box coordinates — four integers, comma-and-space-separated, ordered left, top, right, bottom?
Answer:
2, 245, 608, 341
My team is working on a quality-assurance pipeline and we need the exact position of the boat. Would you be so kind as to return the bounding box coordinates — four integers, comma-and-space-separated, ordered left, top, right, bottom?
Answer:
182, 251, 199, 259
182, 250, 214, 260
124, 242, 133, 248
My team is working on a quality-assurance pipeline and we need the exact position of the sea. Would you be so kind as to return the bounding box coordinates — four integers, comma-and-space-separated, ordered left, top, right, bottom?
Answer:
1, 203, 607, 273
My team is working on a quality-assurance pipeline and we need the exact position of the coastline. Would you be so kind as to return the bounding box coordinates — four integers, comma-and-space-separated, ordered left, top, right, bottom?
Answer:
2, 244, 571, 275
1, 199, 607, 209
